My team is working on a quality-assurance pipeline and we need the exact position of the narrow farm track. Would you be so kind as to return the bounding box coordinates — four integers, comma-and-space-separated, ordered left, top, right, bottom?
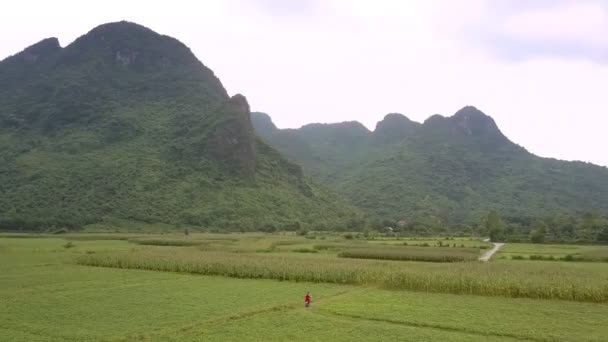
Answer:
479, 243, 505, 262
315, 309, 543, 342
115, 289, 358, 341
123, 287, 543, 342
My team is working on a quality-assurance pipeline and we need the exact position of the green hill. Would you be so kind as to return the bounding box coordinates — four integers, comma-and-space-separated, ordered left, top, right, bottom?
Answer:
252, 107, 608, 228
0, 21, 357, 232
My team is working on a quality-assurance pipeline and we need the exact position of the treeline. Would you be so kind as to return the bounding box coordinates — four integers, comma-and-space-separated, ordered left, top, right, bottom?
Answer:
481, 211, 608, 244
343, 211, 608, 245
2, 192, 607, 245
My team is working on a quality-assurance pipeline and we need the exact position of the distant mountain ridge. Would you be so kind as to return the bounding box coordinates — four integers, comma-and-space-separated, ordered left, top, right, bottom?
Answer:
252, 107, 608, 226
0, 21, 357, 231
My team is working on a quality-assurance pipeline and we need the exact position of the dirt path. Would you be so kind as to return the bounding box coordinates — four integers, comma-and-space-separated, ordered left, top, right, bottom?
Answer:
479, 242, 505, 262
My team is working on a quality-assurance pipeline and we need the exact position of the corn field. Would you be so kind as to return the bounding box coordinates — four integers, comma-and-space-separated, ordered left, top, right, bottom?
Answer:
76, 248, 608, 303
338, 246, 479, 262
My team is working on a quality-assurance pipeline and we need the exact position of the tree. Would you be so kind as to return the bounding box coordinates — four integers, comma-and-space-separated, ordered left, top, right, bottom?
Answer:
530, 229, 545, 244
597, 227, 608, 243
346, 217, 366, 231
530, 220, 547, 243
296, 228, 308, 236
485, 211, 504, 242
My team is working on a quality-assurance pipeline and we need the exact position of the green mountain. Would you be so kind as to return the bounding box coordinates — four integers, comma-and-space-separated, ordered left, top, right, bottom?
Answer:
0, 21, 357, 231
252, 107, 608, 227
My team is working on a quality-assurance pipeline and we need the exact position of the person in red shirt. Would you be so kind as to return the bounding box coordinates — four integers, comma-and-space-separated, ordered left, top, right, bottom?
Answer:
305, 292, 312, 307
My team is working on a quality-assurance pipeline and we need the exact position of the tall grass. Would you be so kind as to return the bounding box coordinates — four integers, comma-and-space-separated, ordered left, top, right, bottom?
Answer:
65, 234, 139, 241
339, 246, 478, 263
77, 250, 380, 284
76, 249, 608, 303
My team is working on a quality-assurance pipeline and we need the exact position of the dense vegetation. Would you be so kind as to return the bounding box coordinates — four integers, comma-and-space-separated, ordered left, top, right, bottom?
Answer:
0, 21, 358, 232
480, 210, 608, 244
252, 110, 608, 240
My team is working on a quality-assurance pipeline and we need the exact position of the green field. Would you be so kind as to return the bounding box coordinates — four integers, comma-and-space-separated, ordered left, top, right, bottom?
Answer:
1, 236, 607, 341
499, 243, 608, 262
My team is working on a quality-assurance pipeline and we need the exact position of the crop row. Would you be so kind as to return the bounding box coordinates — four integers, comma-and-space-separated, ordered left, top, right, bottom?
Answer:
338, 247, 479, 262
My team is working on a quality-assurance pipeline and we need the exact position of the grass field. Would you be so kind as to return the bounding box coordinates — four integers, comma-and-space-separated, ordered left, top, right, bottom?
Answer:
1, 235, 608, 341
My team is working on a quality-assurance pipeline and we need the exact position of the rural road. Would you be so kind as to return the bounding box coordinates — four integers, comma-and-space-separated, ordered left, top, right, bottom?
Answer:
479, 242, 505, 262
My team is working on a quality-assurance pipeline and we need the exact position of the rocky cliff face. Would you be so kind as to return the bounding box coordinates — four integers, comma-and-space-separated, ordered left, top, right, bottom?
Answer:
208, 95, 257, 177
372, 113, 420, 144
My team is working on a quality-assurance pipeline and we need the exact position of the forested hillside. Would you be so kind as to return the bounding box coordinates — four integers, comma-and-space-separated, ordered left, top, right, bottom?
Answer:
0, 21, 358, 232
252, 107, 608, 235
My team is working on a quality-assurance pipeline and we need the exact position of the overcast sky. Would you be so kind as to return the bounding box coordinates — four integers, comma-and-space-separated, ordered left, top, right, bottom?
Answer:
2, 0, 608, 166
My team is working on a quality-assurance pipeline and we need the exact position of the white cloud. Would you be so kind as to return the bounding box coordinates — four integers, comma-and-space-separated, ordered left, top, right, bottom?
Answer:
463, 0, 608, 62
502, 2, 608, 48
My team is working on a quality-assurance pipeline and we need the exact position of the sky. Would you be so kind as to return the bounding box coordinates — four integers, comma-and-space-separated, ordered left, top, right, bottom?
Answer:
2, 0, 608, 166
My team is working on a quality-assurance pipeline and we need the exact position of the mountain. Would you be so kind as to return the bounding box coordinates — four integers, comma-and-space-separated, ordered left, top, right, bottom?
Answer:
252, 107, 608, 227
0, 21, 358, 231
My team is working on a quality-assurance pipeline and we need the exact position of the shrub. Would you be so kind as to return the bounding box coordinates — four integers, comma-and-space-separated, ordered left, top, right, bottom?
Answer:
128, 238, 202, 247
292, 248, 319, 253
528, 255, 555, 261
562, 254, 576, 262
